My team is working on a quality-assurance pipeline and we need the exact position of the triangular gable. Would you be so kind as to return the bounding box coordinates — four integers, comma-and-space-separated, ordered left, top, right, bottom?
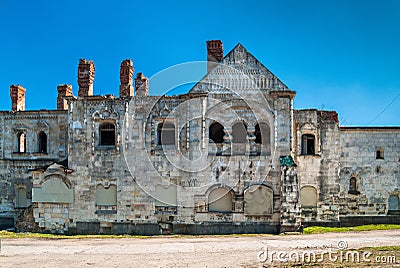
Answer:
190, 43, 289, 94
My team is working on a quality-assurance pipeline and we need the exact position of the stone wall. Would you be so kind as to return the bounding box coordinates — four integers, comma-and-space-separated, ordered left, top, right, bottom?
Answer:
0, 110, 68, 227
339, 127, 400, 216
294, 110, 340, 224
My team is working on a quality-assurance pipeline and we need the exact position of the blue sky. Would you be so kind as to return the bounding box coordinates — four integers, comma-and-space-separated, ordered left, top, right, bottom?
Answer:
0, 0, 399, 125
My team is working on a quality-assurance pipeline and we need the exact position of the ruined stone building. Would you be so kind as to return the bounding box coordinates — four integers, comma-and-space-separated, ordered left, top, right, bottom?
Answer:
0, 40, 399, 234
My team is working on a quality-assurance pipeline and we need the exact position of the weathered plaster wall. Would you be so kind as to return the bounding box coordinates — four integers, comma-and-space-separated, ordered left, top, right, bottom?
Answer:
339, 128, 400, 216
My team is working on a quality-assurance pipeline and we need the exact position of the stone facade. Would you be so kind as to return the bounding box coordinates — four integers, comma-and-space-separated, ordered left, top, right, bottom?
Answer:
0, 41, 399, 234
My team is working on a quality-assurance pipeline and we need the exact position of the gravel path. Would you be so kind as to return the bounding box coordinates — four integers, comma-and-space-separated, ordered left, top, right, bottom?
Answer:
0, 229, 399, 267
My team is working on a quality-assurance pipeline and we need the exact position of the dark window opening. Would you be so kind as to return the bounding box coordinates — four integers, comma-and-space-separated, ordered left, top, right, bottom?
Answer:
301, 134, 315, 155
255, 123, 270, 144
158, 122, 175, 146
99, 123, 116, 146
376, 149, 384, 160
348, 177, 360, 194
38, 131, 47, 153
209, 122, 225, 144
17, 132, 26, 153
232, 121, 247, 143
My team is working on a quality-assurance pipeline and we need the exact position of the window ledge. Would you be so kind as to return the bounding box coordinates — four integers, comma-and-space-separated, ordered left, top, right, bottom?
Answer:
155, 145, 176, 150
348, 190, 360, 195
95, 210, 117, 214
96, 145, 117, 150
32, 152, 48, 156
299, 154, 321, 157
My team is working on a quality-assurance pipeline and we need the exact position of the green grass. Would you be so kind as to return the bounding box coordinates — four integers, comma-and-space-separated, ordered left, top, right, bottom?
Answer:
303, 224, 400, 234
359, 245, 400, 251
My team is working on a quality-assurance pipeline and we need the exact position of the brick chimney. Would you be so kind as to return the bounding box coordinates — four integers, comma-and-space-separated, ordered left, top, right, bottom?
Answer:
207, 40, 223, 72
78, 59, 95, 97
119, 59, 134, 97
10, 85, 26, 112
57, 84, 73, 110
135, 73, 149, 96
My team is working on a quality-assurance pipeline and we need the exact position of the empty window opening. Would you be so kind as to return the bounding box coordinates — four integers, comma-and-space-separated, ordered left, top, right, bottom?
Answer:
38, 131, 47, 153
99, 123, 116, 146
158, 122, 175, 146
301, 134, 315, 155
388, 195, 399, 211
255, 123, 270, 145
348, 177, 360, 194
209, 122, 225, 144
208, 188, 233, 213
376, 148, 384, 159
232, 121, 247, 143
17, 132, 26, 153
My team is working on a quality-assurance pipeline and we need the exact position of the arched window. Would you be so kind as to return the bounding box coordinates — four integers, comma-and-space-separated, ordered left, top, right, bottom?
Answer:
232, 121, 247, 143
208, 188, 233, 213
209, 122, 225, 144
388, 195, 399, 211
376, 148, 384, 160
38, 131, 47, 153
301, 134, 315, 155
348, 177, 360, 194
255, 122, 270, 145
158, 122, 175, 146
99, 123, 116, 146
17, 132, 26, 153
300, 186, 318, 207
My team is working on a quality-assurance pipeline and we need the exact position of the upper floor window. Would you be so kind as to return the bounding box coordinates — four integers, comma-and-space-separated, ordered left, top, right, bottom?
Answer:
255, 123, 270, 145
17, 132, 26, 153
209, 122, 225, 144
158, 122, 175, 146
376, 148, 384, 160
301, 134, 315, 155
232, 121, 247, 143
99, 123, 116, 146
38, 131, 47, 154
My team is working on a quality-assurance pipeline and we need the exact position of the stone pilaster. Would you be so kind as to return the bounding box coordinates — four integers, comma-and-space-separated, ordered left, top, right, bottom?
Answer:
280, 156, 302, 232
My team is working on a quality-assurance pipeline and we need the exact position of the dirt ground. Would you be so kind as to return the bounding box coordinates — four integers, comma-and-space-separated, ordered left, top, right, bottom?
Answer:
0, 229, 399, 268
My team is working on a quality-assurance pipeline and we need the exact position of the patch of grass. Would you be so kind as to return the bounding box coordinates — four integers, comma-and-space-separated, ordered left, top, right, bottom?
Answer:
303, 224, 400, 234
359, 245, 400, 251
